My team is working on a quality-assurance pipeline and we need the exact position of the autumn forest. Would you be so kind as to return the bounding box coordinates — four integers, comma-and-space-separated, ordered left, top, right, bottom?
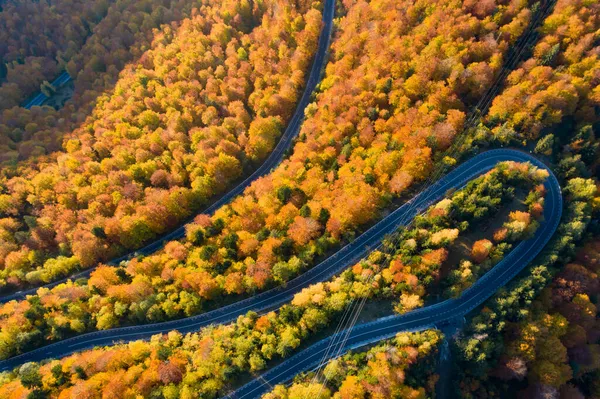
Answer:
0, 0, 598, 398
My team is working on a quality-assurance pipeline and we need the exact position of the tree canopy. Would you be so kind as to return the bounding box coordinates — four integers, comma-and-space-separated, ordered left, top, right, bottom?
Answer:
0, 0, 323, 290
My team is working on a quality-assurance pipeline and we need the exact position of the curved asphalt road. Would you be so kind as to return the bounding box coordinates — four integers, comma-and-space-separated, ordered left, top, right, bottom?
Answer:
229, 149, 562, 399
0, 149, 562, 373
23, 71, 72, 109
1, 0, 336, 304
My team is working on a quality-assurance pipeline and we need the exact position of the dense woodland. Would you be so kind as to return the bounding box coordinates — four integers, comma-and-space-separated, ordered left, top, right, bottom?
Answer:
0, 330, 441, 398
0, 0, 540, 358
0, 161, 548, 397
451, 0, 600, 398
0, 0, 599, 397
0, 0, 113, 110
262, 330, 442, 399
454, 236, 600, 399
0, 0, 323, 290
489, 239, 599, 397
0, 0, 286, 163
464, 0, 600, 156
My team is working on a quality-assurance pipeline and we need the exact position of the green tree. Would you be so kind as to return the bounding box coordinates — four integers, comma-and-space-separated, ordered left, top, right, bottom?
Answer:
19, 362, 42, 389
534, 134, 554, 156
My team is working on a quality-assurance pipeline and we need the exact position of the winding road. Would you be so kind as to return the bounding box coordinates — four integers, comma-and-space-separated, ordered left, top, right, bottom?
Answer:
1, 0, 336, 304
23, 71, 72, 109
229, 149, 562, 399
1, 0, 564, 385
0, 149, 563, 375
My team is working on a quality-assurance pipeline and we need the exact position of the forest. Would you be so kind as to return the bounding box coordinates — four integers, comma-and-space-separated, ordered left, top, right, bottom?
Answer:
0, 0, 317, 163
262, 330, 443, 399
0, 0, 112, 110
0, 160, 550, 397
451, 0, 600, 397
0, 0, 323, 290
0, 0, 539, 357
0, 0, 598, 397
0, 330, 442, 398
0, 0, 247, 111
453, 236, 600, 398
463, 0, 600, 155
487, 240, 599, 397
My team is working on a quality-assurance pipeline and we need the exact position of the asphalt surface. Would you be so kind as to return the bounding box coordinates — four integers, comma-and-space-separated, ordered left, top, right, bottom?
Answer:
22, 71, 72, 109
0, 149, 562, 375
229, 149, 562, 399
0, 0, 336, 304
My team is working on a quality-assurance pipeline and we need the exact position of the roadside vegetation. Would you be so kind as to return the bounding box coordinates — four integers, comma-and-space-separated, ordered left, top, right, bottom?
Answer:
262, 330, 442, 399
451, 0, 600, 397
0, 0, 255, 158
0, 0, 599, 397
0, 0, 114, 110
0, 0, 537, 358
468, 239, 599, 398
1, 0, 198, 158
458, 0, 600, 160
0, 0, 323, 291
0, 161, 548, 398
